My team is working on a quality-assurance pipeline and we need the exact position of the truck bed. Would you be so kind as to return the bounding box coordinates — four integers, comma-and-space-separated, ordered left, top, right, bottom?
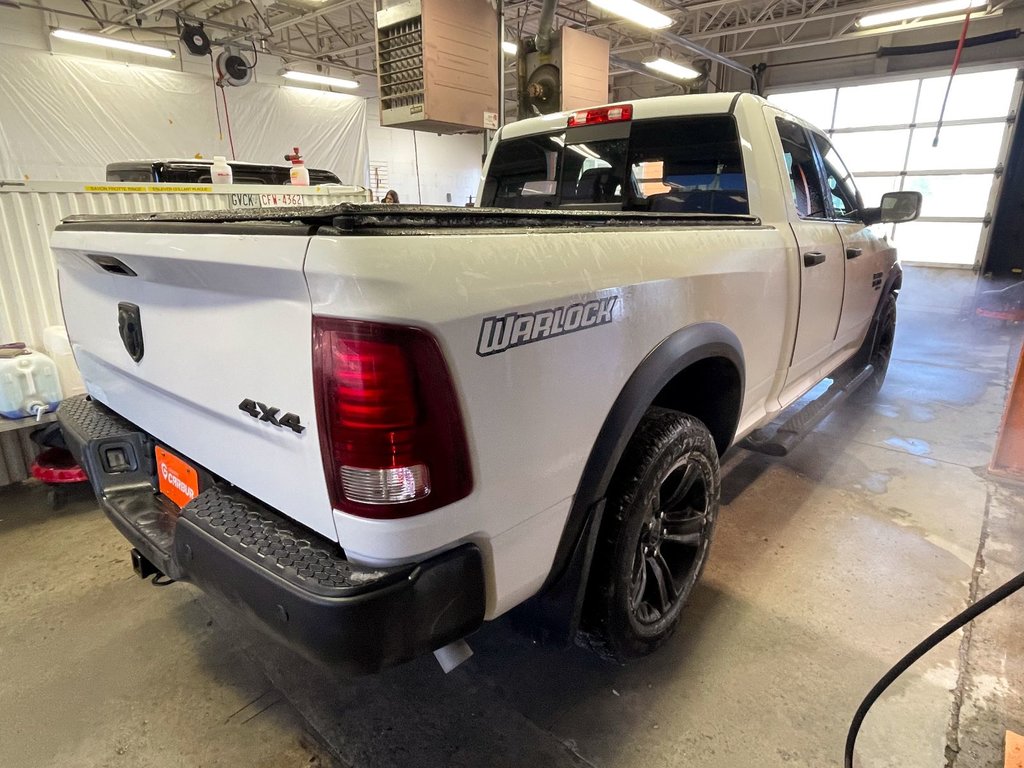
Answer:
56, 203, 762, 234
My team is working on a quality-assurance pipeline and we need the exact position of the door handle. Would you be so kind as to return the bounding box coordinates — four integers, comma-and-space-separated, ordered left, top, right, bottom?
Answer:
846, 248, 863, 259
803, 251, 826, 267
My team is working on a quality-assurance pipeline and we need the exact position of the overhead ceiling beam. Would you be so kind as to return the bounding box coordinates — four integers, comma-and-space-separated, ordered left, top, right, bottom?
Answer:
720, 9, 1003, 57
608, 0, 977, 55
609, 53, 689, 86
100, 0, 183, 34
318, 39, 376, 58
684, 0, 948, 40
269, 0, 364, 32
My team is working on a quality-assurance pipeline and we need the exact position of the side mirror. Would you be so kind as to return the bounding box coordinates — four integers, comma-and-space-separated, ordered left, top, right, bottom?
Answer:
880, 191, 923, 223
863, 191, 923, 225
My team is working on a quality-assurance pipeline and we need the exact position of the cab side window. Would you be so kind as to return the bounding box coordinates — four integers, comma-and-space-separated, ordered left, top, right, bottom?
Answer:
813, 134, 862, 219
775, 118, 828, 219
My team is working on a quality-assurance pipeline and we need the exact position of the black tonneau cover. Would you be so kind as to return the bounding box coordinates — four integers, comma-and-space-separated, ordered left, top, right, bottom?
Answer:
57, 203, 761, 235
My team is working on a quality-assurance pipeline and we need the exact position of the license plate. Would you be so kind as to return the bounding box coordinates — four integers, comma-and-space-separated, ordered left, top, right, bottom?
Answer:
155, 446, 199, 509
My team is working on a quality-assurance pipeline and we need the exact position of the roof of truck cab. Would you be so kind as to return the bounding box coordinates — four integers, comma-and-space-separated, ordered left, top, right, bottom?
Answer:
499, 92, 768, 141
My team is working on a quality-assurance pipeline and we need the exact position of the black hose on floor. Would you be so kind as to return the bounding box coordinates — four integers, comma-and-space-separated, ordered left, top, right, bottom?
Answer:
844, 568, 1024, 768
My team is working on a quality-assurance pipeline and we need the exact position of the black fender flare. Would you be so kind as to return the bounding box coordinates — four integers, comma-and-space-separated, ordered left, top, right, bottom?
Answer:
569, 322, 745, 522
853, 262, 903, 368
523, 323, 745, 640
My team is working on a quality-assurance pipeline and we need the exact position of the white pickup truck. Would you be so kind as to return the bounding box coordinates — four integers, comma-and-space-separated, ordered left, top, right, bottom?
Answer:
51, 93, 920, 673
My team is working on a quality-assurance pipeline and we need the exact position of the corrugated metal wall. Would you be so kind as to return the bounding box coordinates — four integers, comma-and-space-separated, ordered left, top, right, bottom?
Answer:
0, 181, 370, 485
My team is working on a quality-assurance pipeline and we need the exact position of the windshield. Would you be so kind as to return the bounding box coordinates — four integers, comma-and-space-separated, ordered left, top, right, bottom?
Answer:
481, 115, 749, 214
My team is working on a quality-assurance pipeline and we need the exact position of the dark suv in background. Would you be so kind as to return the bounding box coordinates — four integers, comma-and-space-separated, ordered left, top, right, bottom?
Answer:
106, 160, 342, 185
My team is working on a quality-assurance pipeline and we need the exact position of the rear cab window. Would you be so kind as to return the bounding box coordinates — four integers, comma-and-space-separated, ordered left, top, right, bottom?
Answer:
482, 115, 749, 215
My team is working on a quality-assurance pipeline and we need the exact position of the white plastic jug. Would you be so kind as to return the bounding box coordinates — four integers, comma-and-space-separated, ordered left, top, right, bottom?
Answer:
211, 156, 233, 185
0, 350, 63, 419
43, 325, 86, 398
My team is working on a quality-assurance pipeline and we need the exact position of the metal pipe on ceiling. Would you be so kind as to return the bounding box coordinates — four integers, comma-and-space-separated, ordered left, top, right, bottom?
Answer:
535, 0, 558, 53
654, 29, 754, 84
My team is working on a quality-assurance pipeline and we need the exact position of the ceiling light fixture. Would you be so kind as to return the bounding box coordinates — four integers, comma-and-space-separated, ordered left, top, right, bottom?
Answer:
282, 69, 359, 89
51, 28, 176, 58
857, 0, 985, 28
588, 0, 672, 30
644, 57, 700, 80
502, 41, 518, 55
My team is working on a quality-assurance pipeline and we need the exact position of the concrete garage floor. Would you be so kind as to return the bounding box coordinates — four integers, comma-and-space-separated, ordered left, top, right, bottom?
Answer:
2, 265, 1022, 768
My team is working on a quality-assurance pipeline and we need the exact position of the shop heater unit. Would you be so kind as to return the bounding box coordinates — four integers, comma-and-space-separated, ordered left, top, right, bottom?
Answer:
376, 0, 499, 133
518, 27, 610, 117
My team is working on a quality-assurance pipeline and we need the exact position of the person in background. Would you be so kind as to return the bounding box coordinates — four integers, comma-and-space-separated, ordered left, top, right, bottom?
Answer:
383, 189, 399, 204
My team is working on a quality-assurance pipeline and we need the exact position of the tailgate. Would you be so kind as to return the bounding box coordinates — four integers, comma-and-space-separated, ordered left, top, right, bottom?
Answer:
51, 225, 336, 540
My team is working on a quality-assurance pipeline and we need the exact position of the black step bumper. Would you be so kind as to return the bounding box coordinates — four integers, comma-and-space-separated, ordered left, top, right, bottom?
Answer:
57, 394, 485, 674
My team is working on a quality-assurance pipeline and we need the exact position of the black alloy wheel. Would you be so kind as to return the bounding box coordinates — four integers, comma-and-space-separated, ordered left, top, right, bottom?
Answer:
583, 407, 720, 661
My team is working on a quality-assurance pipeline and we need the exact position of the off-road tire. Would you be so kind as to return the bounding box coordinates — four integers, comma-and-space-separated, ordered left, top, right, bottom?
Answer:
581, 407, 720, 662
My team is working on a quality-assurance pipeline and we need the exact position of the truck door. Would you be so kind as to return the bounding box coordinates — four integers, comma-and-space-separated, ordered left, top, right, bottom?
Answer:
773, 116, 846, 386
810, 133, 889, 353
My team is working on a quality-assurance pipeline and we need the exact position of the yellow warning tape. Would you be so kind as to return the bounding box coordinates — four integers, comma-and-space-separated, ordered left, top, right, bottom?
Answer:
83, 185, 215, 194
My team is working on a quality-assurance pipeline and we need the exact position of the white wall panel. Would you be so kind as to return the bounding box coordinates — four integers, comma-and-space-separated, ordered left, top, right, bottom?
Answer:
366, 99, 485, 205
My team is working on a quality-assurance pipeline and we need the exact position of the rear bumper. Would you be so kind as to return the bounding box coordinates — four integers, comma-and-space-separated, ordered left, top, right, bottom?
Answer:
57, 394, 485, 674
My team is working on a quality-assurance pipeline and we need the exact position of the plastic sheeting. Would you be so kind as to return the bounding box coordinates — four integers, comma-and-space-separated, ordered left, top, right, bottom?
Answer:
0, 46, 369, 186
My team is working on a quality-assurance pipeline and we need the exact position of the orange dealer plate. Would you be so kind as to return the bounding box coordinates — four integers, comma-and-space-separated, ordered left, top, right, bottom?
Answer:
155, 446, 199, 509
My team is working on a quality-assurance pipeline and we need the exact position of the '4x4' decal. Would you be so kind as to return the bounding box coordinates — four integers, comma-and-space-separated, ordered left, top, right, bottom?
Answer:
238, 399, 305, 434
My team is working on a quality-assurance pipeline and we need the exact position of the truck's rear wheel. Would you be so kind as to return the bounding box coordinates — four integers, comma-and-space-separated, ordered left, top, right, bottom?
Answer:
583, 407, 720, 661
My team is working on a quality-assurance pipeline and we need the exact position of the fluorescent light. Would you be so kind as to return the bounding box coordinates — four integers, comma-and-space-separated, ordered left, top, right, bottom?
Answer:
589, 0, 672, 29
502, 41, 518, 55
51, 29, 175, 58
644, 57, 700, 80
857, 0, 985, 27
282, 70, 359, 89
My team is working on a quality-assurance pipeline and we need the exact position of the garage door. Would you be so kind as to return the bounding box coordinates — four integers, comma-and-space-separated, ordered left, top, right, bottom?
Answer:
769, 68, 1021, 267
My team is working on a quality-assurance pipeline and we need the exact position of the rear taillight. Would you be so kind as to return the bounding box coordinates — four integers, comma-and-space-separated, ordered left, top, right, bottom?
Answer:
313, 318, 472, 519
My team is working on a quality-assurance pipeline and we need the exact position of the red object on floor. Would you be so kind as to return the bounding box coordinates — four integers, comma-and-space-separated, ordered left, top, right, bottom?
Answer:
31, 448, 88, 484
977, 307, 1024, 322
1007, 730, 1024, 768
992, 346, 1024, 480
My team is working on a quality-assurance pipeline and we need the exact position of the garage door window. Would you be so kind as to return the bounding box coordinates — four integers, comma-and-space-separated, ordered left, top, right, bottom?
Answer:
769, 68, 1020, 266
